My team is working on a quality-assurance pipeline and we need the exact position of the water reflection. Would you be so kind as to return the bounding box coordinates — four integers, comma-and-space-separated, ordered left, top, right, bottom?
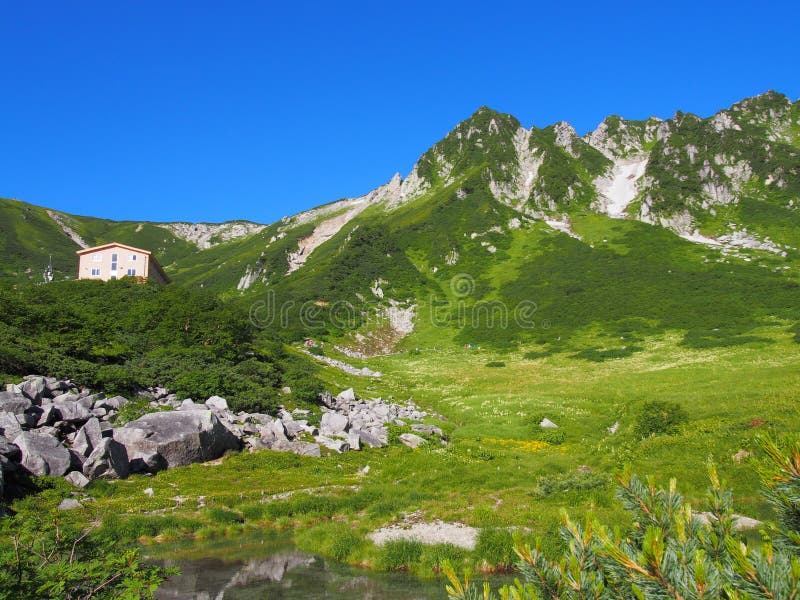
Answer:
152, 537, 447, 599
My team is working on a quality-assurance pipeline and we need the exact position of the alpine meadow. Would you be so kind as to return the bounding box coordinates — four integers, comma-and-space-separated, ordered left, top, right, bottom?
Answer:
2, 91, 800, 599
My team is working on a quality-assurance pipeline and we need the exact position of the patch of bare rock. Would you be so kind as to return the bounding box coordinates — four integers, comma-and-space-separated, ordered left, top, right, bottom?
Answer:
0, 376, 445, 496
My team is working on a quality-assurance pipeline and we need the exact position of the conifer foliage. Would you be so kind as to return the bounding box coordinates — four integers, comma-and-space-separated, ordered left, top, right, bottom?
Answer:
444, 437, 800, 599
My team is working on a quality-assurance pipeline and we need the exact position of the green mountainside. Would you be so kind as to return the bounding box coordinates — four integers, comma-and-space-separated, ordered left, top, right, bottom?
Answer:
2, 90, 799, 356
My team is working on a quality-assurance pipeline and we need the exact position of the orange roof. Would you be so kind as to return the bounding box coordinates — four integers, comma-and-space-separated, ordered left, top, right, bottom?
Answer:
76, 242, 153, 256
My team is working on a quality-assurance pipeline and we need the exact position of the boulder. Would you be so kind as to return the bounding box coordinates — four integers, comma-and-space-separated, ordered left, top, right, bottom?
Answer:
353, 428, 384, 448
37, 405, 58, 427
119, 410, 240, 469
52, 392, 80, 404
411, 424, 443, 437
320, 411, 348, 435
336, 388, 356, 404
320, 390, 334, 408
347, 432, 362, 451
72, 417, 103, 457
283, 420, 308, 439
96, 396, 128, 411
0, 435, 20, 461
539, 418, 558, 429
0, 392, 32, 415
45, 380, 69, 395
271, 439, 321, 457
205, 396, 229, 411
128, 451, 167, 474
83, 438, 130, 479
57, 498, 82, 510
53, 398, 92, 423
20, 377, 46, 403
16, 432, 72, 476
399, 433, 427, 449
65, 471, 90, 488
316, 435, 350, 453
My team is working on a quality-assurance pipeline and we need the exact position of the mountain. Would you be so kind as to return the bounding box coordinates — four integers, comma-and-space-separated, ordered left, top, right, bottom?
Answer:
3, 90, 799, 355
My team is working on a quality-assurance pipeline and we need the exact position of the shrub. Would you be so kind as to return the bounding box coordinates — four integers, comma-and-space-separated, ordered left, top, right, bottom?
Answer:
376, 539, 424, 571
474, 528, 515, 568
534, 429, 566, 445
207, 507, 244, 525
635, 400, 688, 438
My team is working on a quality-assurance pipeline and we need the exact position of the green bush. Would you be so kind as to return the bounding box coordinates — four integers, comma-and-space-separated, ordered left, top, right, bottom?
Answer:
635, 400, 688, 438
0, 280, 325, 416
474, 528, 515, 567
207, 507, 244, 525
534, 429, 566, 445
376, 539, 424, 571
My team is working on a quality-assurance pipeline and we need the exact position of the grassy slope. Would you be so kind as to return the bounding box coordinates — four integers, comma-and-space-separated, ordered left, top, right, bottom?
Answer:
0, 199, 83, 282
54, 326, 799, 575
41, 220, 800, 575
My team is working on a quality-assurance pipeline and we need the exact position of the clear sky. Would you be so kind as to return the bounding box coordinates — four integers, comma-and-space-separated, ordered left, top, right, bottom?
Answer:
1, 1, 798, 224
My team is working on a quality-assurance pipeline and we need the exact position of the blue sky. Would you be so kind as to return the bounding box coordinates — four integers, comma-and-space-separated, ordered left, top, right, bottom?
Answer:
1, 1, 798, 224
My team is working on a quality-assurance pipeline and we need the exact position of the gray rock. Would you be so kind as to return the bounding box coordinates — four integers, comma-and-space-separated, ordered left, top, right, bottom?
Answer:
129, 451, 167, 474
411, 424, 444, 437
399, 433, 427, 449
320, 390, 334, 408
53, 398, 92, 423
45, 380, 69, 395
73, 430, 91, 457
76, 397, 94, 410
0, 392, 32, 415
336, 388, 356, 404
16, 432, 72, 476
52, 392, 80, 404
0, 435, 20, 461
73, 417, 103, 456
270, 419, 289, 441
178, 399, 200, 411
539, 418, 558, 429
91, 407, 108, 418
205, 396, 228, 411
353, 428, 384, 448
37, 405, 58, 427
58, 498, 82, 510
83, 438, 130, 479
96, 396, 128, 410
69, 449, 86, 471
607, 421, 620, 435
347, 432, 361, 451
271, 439, 321, 457
20, 377, 46, 403
316, 435, 350, 453
120, 410, 240, 469
280, 420, 304, 439
65, 471, 90, 488
320, 412, 348, 434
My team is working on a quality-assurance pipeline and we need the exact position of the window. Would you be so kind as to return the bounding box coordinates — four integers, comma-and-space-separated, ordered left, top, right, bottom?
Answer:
127, 268, 136, 276
111, 253, 118, 272
131, 254, 137, 261
92, 254, 102, 262
91, 268, 101, 276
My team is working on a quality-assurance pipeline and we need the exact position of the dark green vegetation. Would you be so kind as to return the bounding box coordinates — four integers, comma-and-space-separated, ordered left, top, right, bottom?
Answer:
0, 279, 323, 411
444, 437, 800, 599
0, 479, 171, 599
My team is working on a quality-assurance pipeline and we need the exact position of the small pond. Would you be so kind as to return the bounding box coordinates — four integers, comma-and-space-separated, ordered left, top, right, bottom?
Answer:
149, 532, 505, 599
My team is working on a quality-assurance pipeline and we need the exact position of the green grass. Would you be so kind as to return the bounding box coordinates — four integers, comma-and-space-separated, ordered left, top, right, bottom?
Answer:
9, 326, 797, 577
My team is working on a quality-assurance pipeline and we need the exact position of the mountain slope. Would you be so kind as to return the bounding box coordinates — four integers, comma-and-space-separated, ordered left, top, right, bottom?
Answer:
3, 90, 799, 357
